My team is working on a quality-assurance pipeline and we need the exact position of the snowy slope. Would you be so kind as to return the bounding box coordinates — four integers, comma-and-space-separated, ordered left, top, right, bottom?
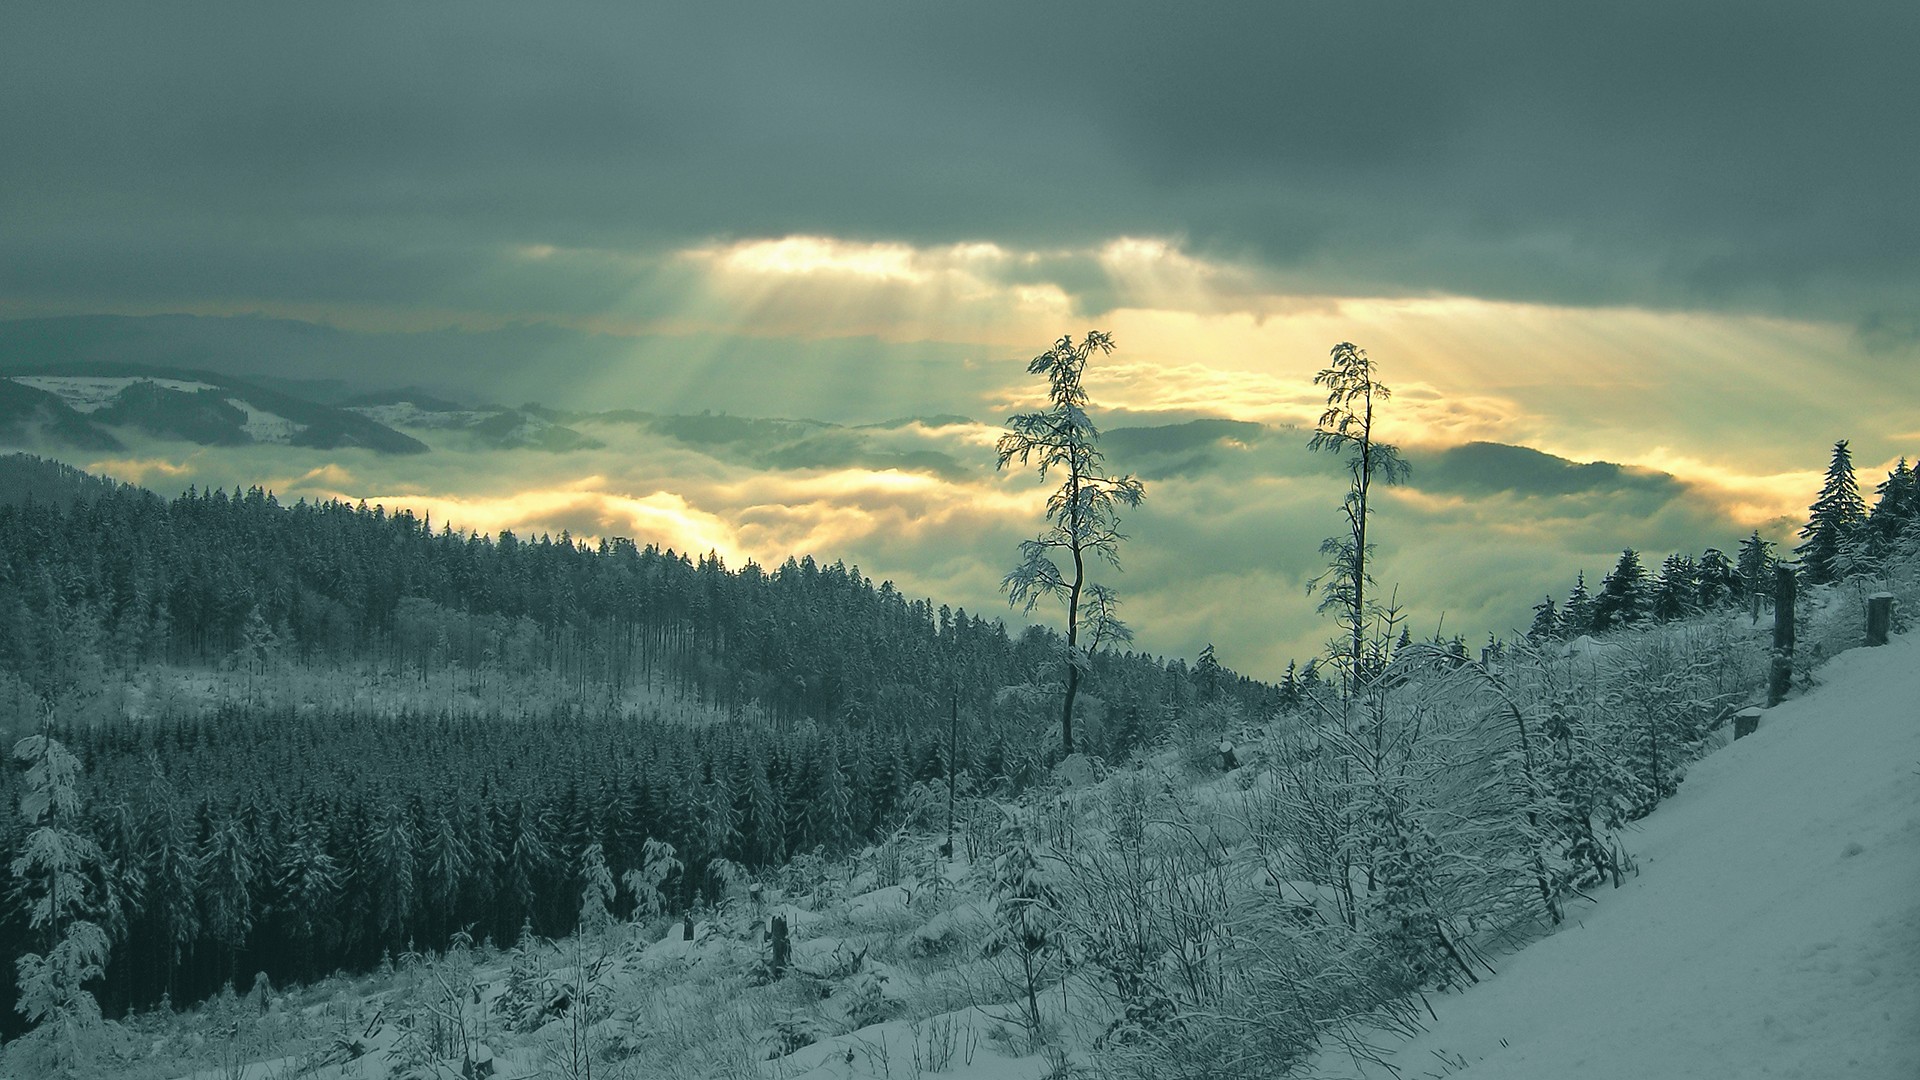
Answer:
1318, 633, 1920, 1080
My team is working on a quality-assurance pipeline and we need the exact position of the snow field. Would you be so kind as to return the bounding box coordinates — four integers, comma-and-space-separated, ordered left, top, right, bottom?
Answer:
1313, 632, 1920, 1079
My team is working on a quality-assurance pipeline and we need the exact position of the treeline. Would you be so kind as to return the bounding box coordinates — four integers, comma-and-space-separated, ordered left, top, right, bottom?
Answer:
0, 702, 1008, 1026
0, 455, 1276, 1031
0, 454, 1272, 731
1526, 442, 1918, 641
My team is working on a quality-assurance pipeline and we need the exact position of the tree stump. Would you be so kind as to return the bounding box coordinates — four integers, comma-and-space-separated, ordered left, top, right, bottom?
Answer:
1868, 593, 1894, 646
1734, 707, 1762, 740
770, 914, 791, 978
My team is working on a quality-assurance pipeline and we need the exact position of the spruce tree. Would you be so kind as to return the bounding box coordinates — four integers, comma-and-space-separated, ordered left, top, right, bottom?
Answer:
1527, 596, 1559, 643
1592, 550, 1649, 630
1650, 554, 1695, 623
1796, 439, 1868, 584
1557, 572, 1596, 637
11, 729, 113, 1065
1696, 548, 1736, 610
1736, 531, 1776, 622
1867, 458, 1919, 560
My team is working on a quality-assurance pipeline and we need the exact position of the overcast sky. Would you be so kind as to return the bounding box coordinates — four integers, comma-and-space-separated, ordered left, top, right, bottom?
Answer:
4, 3, 1917, 676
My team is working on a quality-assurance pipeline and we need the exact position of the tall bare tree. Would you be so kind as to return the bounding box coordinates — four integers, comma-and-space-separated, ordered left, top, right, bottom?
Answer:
998, 331, 1145, 757
1308, 342, 1409, 699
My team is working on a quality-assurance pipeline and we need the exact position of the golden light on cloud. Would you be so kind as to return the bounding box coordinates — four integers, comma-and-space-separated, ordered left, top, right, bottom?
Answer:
340, 485, 746, 563
698, 236, 929, 282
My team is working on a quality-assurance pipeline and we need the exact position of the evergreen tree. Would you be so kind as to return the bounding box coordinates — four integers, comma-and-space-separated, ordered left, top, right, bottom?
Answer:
1558, 572, 1596, 637
1871, 458, 1917, 535
1796, 439, 1867, 584
990, 836, 1059, 1037
1695, 548, 1736, 610
276, 812, 340, 976
1193, 643, 1222, 703
1650, 554, 1696, 623
1526, 596, 1559, 643
1863, 457, 1920, 569
12, 730, 112, 1064
1736, 531, 1776, 622
577, 842, 616, 934
199, 815, 257, 981
1592, 550, 1649, 630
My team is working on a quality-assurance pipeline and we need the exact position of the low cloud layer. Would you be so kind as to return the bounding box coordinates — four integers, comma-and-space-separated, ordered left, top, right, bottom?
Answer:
13, 407, 1814, 679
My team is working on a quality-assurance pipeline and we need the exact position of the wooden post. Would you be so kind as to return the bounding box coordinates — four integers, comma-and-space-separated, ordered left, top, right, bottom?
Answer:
769, 914, 790, 978
1767, 565, 1796, 707
1867, 593, 1894, 646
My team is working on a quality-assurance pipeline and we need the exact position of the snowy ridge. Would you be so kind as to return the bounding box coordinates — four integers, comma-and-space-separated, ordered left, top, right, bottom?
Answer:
1315, 633, 1920, 1079
9, 374, 217, 412
222, 397, 305, 444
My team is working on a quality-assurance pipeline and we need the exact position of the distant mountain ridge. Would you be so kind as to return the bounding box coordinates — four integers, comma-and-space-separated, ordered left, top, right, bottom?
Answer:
0, 361, 428, 454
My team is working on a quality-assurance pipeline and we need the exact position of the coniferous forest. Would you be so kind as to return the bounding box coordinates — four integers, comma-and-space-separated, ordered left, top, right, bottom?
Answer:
0, 453, 1275, 1032
3, 411, 1918, 1077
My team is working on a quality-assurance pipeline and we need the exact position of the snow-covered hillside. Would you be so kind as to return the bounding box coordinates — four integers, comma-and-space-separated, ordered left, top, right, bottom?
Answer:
10, 625, 1915, 1080
1316, 633, 1920, 1080
10, 374, 220, 411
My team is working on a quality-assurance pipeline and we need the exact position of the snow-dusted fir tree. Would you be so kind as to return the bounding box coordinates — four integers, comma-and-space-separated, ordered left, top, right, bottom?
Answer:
1650, 554, 1697, 622
621, 838, 682, 923
1696, 547, 1736, 610
990, 835, 1061, 1041
1527, 596, 1560, 643
1307, 342, 1410, 697
1797, 439, 1868, 584
1557, 571, 1596, 637
577, 841, 617, 934
11, 727, 113, 1068
997, 330, 1145, 757
1592, 549, 1650, 630
1736, 531, 1776, 622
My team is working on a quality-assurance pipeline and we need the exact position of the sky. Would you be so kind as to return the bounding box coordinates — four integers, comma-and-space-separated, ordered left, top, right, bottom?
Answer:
4, 3, 1918, 678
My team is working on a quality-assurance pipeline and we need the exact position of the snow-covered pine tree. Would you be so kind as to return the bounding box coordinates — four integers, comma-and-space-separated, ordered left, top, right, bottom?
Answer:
805, 739, 854, 851
1796, 439, 1868, 584
1650, 554, 1697, 622
990, 835, 1060, 1040
621, 837, 681, 923
199, 813, 258, 984
577, 841, 616, 934
419, 806, 471, 949
11, 728, 113, 1068
1527, 596, 1560, 643
1592, 550, 1650, 630
1736, 531, 1776, 622
1872, 458, 1918, 536
1558, 571, 1596, 638
1696, 547, 1736, 610
1856, 456, 1920, 572
365, 802, 416, 950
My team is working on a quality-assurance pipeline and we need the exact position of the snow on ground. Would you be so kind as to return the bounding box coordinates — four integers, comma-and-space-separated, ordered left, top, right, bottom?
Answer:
8, 374, 217, 411
1316, 632, 1920, 1080
223, 397, 306, 443
348, 402, 480, 428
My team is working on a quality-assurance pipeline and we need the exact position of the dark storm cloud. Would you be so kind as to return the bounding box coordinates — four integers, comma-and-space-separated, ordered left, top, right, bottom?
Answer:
4, 2, 1915, 329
